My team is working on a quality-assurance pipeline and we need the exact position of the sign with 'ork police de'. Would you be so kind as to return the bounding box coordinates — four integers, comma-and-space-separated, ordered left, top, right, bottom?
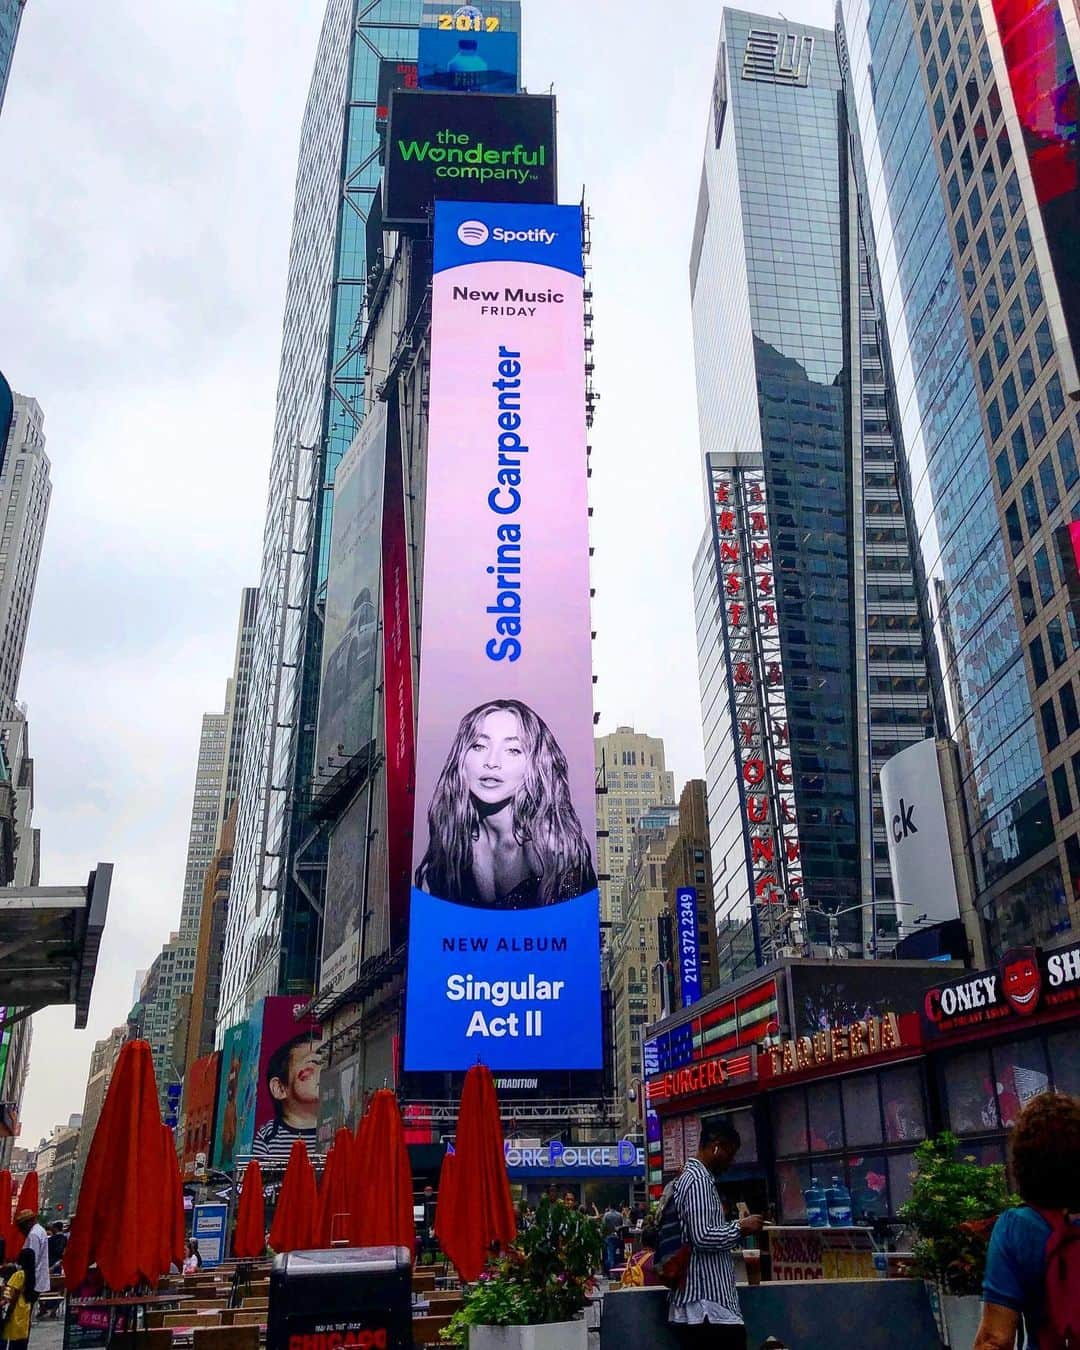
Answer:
383, 90, 555, 225
922, 940, 1080, 1036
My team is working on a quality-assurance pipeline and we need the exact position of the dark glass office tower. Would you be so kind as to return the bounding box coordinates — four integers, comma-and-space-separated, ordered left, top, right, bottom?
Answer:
219, 0, 422, 1036
842, 0, 1080, 954
692, 10, 933, 980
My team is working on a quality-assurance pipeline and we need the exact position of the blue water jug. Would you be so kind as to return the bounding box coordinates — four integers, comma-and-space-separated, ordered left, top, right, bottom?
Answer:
804, 1178, 828, 1228
826, 1176, 853, 1227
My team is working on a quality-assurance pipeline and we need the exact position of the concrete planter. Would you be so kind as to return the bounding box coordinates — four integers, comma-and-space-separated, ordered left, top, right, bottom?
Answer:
941, 1294, 984, 1348
469, 1321, 589, 1350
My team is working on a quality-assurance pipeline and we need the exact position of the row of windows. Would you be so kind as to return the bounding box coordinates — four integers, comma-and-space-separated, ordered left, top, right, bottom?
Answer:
1004, 430, 1078, 558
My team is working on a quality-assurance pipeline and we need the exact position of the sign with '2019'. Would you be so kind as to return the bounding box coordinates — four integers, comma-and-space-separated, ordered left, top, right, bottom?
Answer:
402, 202, 601, 1072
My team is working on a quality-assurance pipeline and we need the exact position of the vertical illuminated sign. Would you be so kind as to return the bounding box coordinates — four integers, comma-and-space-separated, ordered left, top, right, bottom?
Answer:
982, 0, 1080, 392
708, 462, 802, 956
676, 887, 702, 1007
403, 201, 601, 1071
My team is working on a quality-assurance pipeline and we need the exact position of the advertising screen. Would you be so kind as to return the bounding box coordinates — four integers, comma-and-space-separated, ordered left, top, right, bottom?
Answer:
250, 995, 322, 1164
985, 0, 1080, 388
403, 201, 601, 1072
211, 1020, 249, 1171
384, 91, 556, 226
676, 887, 702, 1008
181, 1052, 220, 1173
878, 738, 961, 926
382, 400, 416, 948
320, 790, 369, 989
315, 403, 387, 783
418, 27, 519, 93
376, 58, 418, 130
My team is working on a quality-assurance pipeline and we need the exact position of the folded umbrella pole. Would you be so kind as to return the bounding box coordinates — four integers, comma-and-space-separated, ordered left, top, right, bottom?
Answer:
233, 1159, 266, 1260
268, 1138, 317, 1254
440, 1064, 516, 1282
353, 1091, 414, 1255
64, 1039, 170, 1291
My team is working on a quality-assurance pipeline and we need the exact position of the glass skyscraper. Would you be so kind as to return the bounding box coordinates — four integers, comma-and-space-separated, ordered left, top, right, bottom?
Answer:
0, 0, 25, 115
692, 10, 932, 980
219, 0, 421, 1036
842, 0, 1080, 953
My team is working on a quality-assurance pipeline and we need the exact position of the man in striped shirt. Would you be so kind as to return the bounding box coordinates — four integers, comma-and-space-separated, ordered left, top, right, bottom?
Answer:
669, 1117, 763, 1348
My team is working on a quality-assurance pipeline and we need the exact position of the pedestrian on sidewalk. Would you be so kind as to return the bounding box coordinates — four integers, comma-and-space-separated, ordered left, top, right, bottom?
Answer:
975, 1091, 1080, 1350
11, 1215, 48, 1308
601, 1204, 624, 1276
668, 1118, 763, 1349
1, 1249, 37, 1350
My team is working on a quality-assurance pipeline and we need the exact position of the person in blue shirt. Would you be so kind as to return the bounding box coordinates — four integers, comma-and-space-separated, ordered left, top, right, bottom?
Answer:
976, 1091, 1080, 1349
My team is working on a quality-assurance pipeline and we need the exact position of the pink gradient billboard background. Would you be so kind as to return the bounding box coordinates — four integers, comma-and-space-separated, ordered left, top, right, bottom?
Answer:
404, 200, 601, 1072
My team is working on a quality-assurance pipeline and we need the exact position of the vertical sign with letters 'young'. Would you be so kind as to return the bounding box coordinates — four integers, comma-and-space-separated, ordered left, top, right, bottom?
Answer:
403, 200, 601, 1072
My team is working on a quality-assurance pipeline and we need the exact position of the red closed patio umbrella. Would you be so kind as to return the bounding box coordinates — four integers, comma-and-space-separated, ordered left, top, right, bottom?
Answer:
9, 1171, 39, 1258
161, 1126, 185, 1275
233, 1160, 266, 1259
0, 1170, 12, 1256
440, 1065, 516, 1282
433, 1149, 458, 1258
316, 1128, 355, 1247
353, 1091, 413, 1255
64, 1039, 168, 1290
268, 1138, 317, 1254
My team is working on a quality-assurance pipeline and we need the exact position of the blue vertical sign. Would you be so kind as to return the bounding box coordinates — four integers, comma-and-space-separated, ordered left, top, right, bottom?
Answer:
192, 1203, 228, 1268
676, 887, 701, 1008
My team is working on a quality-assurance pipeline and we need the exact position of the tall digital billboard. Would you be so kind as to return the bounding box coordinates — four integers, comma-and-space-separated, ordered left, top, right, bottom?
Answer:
315, 403, 388, 783
384, 91, 556, 226
983, 0, 1080, 391
403, 201, 601, 1072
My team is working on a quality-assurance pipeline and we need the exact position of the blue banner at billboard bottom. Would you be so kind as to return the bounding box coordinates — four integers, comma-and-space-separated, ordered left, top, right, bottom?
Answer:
403, 889, 603, 1071
192, 1203, 228, 1267
504, 1139, 645, 1181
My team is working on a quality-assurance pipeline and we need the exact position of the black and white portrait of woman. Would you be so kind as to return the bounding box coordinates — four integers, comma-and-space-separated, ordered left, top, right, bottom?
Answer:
415, 698, 598, 909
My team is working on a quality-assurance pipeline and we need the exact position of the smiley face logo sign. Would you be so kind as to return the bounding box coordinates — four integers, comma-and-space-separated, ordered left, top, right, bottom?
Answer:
1001, 946, 1043, 1017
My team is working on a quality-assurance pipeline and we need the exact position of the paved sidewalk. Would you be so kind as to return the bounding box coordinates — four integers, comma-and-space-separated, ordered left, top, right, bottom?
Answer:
31, 1309, 64, 1350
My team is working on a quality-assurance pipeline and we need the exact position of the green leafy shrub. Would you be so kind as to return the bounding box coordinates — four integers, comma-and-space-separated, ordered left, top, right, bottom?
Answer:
442, 1197, 602, 1344
898, 1132, 1019, 1295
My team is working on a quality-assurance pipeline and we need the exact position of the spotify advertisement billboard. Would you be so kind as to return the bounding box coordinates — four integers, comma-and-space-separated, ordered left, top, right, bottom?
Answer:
383, 91, 556, 225
402, 202, 601, 1072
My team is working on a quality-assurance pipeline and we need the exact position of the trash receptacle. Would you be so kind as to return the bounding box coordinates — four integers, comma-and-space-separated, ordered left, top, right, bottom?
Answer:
268, 1247, 413, 1350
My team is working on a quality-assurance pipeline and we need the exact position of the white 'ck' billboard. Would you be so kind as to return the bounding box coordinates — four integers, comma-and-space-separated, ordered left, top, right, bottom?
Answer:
878, 738, 960, 928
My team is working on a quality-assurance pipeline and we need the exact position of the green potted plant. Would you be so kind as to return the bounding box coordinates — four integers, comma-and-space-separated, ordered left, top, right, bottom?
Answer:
899, 1132, 1019, 1347
442, 1197, 602, 1350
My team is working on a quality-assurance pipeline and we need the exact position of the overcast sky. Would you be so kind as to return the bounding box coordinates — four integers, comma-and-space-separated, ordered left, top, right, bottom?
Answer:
2, 0, 832, 1146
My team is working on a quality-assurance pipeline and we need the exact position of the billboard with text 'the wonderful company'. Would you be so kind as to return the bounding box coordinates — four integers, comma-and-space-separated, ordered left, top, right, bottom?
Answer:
403, 201, 601, 1072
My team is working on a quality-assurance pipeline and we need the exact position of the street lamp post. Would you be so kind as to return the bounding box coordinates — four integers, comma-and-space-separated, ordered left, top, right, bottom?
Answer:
786, 900, 929, 959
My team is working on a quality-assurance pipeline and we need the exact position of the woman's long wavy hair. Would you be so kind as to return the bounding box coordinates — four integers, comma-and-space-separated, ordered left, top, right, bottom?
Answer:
415, 699, 597, 904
